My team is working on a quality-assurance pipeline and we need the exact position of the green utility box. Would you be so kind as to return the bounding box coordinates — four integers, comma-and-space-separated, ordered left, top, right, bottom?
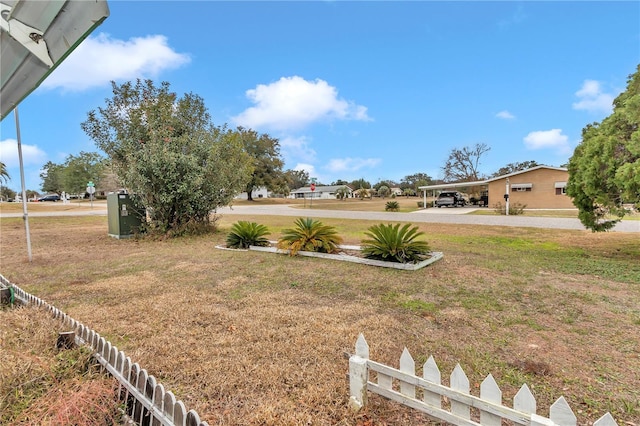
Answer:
107, 193, 144, 239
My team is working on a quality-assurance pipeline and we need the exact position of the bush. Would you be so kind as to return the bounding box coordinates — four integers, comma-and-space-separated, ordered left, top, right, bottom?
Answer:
385, 201, 400, 212
361, 223, 431, 263
493, 202, 527, 215
278, 217, 343, 256
226, 221, 270, 249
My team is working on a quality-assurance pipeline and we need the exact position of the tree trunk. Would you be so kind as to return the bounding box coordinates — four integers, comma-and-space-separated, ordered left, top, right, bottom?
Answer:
246, 184, 254, 201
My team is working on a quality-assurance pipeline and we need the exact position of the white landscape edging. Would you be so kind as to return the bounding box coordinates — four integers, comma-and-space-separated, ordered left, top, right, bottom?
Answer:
247, 245, 443, 270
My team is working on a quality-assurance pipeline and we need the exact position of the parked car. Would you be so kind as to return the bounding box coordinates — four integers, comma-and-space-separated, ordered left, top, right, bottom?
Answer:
435, 191, 466, 207
37, 194, 60, 202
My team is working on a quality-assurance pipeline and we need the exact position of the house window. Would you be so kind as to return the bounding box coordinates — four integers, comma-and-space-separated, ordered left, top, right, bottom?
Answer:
554, 182, 567, 195
511, 183, 532, 192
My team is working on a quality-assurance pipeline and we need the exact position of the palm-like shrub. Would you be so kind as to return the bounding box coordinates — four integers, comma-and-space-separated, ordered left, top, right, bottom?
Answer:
378, 185, 391, 198
278, 217, 343, 256
361, 223, 430, 263
335, 187, 350, 200
226, 221, 270, 249
385, 201, 400, 211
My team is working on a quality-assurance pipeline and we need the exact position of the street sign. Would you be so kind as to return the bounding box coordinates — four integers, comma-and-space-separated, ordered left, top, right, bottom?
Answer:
86, 186, 96, 194
87, 181, 95, 187
310, 183, 316, 192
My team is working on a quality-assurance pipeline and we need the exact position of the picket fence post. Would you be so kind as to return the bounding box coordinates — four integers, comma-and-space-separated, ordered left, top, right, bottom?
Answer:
423, 356, 441, 409
480, 374, 501, 426
349, 333, 369, 410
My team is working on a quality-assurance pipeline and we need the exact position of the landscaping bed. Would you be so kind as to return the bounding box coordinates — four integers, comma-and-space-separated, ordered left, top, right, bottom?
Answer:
221, 243, 444, 270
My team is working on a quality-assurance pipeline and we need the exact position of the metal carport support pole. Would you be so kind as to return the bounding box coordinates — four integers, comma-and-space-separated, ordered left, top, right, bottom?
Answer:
14, 107, 33, 262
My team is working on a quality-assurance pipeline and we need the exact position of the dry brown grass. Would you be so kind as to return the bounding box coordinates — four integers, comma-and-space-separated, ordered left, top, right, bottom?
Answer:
0, 305, 121, 425
1, 214, 639, 425
0, 200, 105, 213
279, 197, 425, 212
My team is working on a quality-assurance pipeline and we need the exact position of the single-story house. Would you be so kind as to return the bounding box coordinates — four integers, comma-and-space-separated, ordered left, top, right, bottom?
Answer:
390, 187, 403, 196
234, 186, 270, 200
289, 185, 353, 200
419, 166, 574, 209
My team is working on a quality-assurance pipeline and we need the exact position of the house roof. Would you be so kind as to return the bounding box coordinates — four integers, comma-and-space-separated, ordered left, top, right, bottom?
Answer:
291, 185, 352, 194
484, 166, 567, 183
418, 166, 568, 191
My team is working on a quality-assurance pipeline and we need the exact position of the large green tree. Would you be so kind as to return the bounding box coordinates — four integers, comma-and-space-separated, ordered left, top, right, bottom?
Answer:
1, 186, 16, 201
40, 161, 65, 194
237, 127, 285, 201
284, 169, 309, 191
373, 180, 397, 191
491, 161, 541, 178
61, 151, 106, 195
350, 178, 371, 190
400, 173, 433, 191
81, 79, 252, 235
567, 65, 640, 231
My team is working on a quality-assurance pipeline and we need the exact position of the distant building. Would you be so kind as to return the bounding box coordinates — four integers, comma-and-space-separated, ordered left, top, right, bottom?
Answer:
419, 166, 573, 209
289, 185, 353, 200
390, 187, 403, 196
235, 186, 270, 200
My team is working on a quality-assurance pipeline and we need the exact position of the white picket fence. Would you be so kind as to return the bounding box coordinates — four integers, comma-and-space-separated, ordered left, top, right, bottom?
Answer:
349, 334, 619, 426
0, 275, 209, 426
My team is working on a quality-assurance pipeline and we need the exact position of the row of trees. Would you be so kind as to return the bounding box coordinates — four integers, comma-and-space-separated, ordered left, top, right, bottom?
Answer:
40, 152, 108, 197
78, 80, 328, 234
18, 64, 638, 234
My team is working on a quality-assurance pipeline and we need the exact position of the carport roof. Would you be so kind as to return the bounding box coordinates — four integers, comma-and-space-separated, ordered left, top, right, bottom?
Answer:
1, 0, 110, 120
418, 180, 488, 191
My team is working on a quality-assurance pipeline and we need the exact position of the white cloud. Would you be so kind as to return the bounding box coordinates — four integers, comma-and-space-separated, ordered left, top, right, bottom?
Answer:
0, 139, 47, 168
496, 110, 515, 120
279, 135, 316, 163
523, 129, 570, 153
232, 76, 371, 131
41, 33, 190, 91
325, 157, 381, 173
293, 163, 316, 177
572, 80, 614, 114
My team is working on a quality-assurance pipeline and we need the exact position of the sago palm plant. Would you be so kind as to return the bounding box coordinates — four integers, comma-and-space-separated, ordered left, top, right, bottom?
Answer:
361, 223, 430, 263
278, 217, 343, 256
385, 201, 400, 212
226, 221, 271, 249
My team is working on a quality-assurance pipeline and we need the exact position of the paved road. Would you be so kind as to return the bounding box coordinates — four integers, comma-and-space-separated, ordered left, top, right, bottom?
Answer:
217, 205, 640, 232
2, 204, 638, 232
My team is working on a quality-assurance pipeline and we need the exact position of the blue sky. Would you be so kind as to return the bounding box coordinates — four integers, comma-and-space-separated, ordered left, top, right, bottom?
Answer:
1, 1, 639, 192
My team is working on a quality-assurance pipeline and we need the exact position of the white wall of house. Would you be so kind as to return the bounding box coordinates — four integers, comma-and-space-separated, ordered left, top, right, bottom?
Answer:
289, 185, 353, 200
235, 186, 270, 200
